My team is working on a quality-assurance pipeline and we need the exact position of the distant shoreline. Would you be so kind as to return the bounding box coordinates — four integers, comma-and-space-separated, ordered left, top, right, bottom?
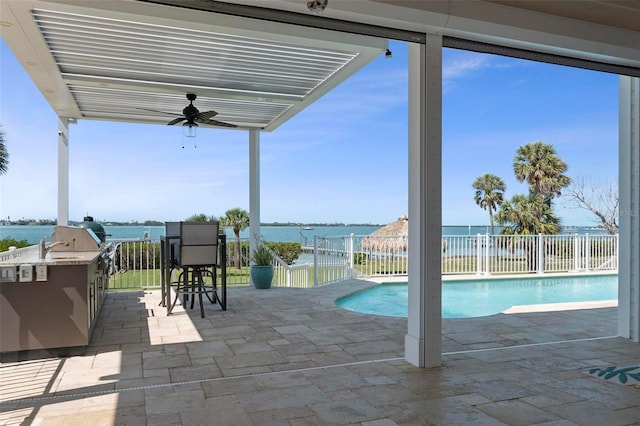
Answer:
1, 222, 387, 227
1, 223, 609, 245
0, 222, 597, 228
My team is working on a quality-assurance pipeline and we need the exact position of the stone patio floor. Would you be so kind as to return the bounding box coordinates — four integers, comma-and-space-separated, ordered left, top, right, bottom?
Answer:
1, 279, 639, 425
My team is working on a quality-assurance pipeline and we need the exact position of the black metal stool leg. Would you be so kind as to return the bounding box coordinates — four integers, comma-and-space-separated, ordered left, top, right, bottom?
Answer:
200, 268, 216, 304
169, 269, 186, 315
189, 269, 196, 310
197, 268, 205, 318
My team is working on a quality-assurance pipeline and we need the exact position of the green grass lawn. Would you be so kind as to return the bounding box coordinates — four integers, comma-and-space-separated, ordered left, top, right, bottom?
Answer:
109, 265, 309, 290
109, 267, 252, 290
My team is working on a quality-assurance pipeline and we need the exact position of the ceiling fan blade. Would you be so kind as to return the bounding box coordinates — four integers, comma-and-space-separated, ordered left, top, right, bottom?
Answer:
139, 97, 235, 128
195, 110, 218, 120
136, 107, 181, 117
200, 118, 238, 128
167, 117, 186, 125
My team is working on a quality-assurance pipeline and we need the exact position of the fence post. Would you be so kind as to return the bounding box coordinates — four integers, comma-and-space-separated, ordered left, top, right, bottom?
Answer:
313, 236, 319, 285
484, 233, 490, 276
573, 233, 580, 271
349, 233, 355, 278
476, 233, 483, 275
537, 234, 544, 274
585, 233, 591, 272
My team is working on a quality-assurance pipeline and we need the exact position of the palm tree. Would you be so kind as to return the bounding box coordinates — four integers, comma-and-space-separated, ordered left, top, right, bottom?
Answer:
513, 141, 571, 199
222, 208, 249, 268
496, 194, 560, 271
0, 127, 8, 175
472, 173, 506, 235
496, 194, 560, 235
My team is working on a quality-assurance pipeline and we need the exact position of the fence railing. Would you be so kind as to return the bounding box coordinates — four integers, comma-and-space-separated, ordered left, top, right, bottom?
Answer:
108, 237, 311, 290
312, 233, 619, 285
109, 237, 254, 290
268, 244, 311, 288
109, 239, 162, 289
452, 233, 619, 275
104, 233, 618, 290
0, 245, 38, 263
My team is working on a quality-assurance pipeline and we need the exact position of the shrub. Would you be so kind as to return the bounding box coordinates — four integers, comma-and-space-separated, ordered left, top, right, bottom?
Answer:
0, 238, 30, 252
353, 252, 368, 265
265, 242, 302, 265
113, 241, 161, 271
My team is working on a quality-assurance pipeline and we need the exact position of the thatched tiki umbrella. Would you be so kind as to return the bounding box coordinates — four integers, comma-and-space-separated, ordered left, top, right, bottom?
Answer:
361, 215, 447, 252
361, 215, 409, 252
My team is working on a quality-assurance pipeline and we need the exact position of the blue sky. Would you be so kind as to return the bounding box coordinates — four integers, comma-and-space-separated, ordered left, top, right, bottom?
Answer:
0, 39, 618, 226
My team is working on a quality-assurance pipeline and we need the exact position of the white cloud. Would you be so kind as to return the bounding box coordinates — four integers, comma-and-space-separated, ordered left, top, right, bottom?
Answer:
443, 56, 490, 80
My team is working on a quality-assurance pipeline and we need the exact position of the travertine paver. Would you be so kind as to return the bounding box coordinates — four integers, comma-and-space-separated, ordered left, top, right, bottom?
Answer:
543, 400, 640, 426
476, 399, 562, 425
310, 398, 384, 424
0, 279, 638, 425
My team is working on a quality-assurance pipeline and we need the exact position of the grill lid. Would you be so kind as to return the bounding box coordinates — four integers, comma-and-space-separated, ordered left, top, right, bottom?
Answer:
80, 216, 106, 243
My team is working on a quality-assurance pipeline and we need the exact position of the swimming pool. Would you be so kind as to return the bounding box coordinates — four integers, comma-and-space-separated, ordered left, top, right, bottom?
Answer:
336, 274, 618, 318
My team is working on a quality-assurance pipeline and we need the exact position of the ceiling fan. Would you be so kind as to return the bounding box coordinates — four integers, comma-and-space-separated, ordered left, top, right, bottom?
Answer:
141, 93, 237, 128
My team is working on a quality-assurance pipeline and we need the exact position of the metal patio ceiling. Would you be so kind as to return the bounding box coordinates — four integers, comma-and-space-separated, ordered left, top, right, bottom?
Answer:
0, 0, 387, 131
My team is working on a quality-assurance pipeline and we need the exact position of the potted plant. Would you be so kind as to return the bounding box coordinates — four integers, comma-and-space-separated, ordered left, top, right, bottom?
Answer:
250, 243, 274, 289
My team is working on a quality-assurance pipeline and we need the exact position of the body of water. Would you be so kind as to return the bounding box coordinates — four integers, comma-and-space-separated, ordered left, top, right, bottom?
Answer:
0, 224, 607, 245
336, 274, 618, 319
1, 224, 382, 245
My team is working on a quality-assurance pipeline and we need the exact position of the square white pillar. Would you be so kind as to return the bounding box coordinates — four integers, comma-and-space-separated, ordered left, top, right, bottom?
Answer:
57, 116, 69, 226
249, 129, 261, 258
618, 76, 640, 342
405, 35, 443, 368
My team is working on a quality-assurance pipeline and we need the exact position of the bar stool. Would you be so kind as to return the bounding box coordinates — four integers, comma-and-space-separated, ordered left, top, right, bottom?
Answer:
168, 221, 224, 318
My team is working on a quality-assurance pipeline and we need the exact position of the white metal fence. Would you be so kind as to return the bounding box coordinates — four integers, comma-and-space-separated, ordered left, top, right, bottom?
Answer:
27, 232, 614, 290
442, 233, 618, 275
312, 233, 619, 285
109, 237, 254, 290
108, 237, 312, 290
108, 239, 162, 289
268, 244, 311, 288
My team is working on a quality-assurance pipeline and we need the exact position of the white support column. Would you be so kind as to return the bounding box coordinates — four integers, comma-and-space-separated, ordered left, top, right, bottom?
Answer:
249, 130, 261, 263
618, 76, 640, 342
405, 35, 442, 368
57, 116, 69, 226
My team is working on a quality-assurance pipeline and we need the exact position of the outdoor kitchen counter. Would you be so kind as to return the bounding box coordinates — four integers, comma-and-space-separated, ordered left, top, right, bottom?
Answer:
0, 250, 102, 266
0, 247, 109, 357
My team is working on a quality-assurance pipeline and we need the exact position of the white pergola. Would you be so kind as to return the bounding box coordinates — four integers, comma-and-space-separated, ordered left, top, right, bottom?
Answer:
2, 0, 639, 368
0, 0, 387, 249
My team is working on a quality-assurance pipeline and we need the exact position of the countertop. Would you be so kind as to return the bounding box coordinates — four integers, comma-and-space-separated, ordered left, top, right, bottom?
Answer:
0, 250, 101, 266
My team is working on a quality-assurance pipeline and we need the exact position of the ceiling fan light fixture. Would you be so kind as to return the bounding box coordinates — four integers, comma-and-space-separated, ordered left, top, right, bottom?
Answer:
183, 121, 197, 138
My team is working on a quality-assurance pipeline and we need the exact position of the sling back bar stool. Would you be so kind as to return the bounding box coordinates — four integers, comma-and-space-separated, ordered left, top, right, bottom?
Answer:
168, 221, 226, 318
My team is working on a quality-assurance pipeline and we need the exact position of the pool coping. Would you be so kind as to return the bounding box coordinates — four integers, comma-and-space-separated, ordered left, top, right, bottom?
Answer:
503, 299, 618, 314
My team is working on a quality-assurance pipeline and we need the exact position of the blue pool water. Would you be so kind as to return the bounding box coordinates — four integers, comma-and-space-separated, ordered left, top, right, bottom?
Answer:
336, 275, 618, 319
